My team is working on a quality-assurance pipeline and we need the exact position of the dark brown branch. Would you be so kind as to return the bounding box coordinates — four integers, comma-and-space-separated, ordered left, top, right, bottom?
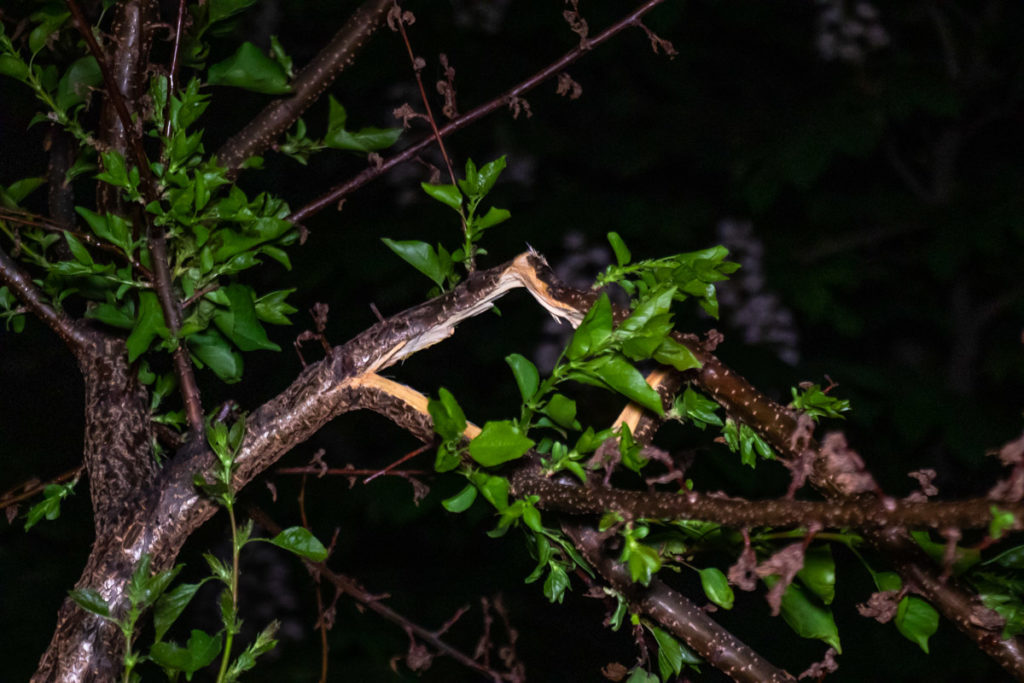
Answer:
215, 0, 393, 173
564, 524, 796, 682
66, 0, 204, 434
0, 244, 92, 353
512, 475, 1024, 532
288, 0, 669, 224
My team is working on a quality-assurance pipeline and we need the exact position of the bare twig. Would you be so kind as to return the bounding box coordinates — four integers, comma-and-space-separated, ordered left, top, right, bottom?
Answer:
288, 0, 669, 223
248, 506, 512, 681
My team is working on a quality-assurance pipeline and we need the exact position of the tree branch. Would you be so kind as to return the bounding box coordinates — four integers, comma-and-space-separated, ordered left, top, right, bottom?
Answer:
0, 244, 92, 353
215, 0, 393, 173
66, 0, 204, 434
564, 523, 796, 682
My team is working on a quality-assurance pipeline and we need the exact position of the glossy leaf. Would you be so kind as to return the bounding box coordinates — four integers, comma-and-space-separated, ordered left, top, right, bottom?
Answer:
56, 56, 101, 110
699, 567, 734, 610
589, 354, 664, 415
543, 563, 570, 604
798, 545, 836, 605
214, 283, 280, 351
207, 42, 292, 94
473, 206, 510, 231
188, 329, 244, 383
607, 231, 631, 266
428, 387, 467, 442
420, 183, 463, 212
154, 581, 205, 642
149, 630, 222, 675
505, 353, 539, 401
442, 484, 477, 513
895, 596, 939, 654
542, 393, 578, 429
268, 526, 328, 561
68, 588, 109, 618
653, 336, 702, 372
126, 292, 170, 362
469, 420, 535, 467
382, 238, 446, 288
769, 577, 842, 653
566, 294, 613, 360
649, 625, 685, 680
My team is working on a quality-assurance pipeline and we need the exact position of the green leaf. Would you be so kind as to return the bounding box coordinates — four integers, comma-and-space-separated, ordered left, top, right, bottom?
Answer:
627, 543, 661, 585
69, 588, 110, 618
188, 329, 244, 383
29, 10, 70, 56
769, 577, 842, 653
647, 624, 692, 680
149, 630, 222, 675
469, 420, 535, 467
589, 354, 664, 415
63, 232, 92, 265
626, 669, 660, 683
652, 336, 702, 372
1, 176, 46, 205
56, 56, 101, 110
421, 183, 463, 213
381, 238, 446, 288
566, 294, 613, 360
620, 284, 675, 335
542, 393, 578, 429
896, 596, 939, 654
442, 483, 478, 513
990, 506, 1015, 541
154, 581, 205, 642
326, 125, 402, 153
75, 207, 132, 253
505, 353, 539, 401
543, 563, 570, 604
428, 387, 467, 442
214, 283, 280, 351
126, 292, 170, 362
699, 567, 734, 610
473, 206, 510, 231
24, 481, 76, 531
0, 54, 30, 82
467, 471, 510, 511
475, 155, 506, 197
268, 526, 328, 562
798, 545, 836, 605
909, 530, 981, 575
674, 387, 722, 427
607, 231, 631, 266
207, 42, 292, 94
254, 289, 297, 325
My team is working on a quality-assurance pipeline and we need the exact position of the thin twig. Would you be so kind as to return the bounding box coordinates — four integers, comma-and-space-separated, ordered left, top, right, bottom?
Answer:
288, 0, 669, 224
162, 0, 188, 141
248, 506, 511, 681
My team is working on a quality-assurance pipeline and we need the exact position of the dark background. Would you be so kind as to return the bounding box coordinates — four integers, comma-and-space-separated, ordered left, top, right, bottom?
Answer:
2, 0, 1024, 680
